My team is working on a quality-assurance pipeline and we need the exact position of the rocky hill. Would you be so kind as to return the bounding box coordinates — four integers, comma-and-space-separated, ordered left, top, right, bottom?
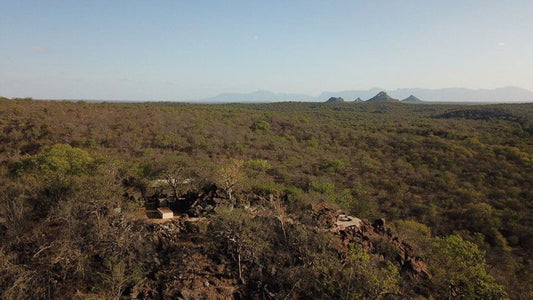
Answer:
325, 96, 345, 103
402, 95, 423, 103
366, 91, 400, 102
132, 186, 431, 299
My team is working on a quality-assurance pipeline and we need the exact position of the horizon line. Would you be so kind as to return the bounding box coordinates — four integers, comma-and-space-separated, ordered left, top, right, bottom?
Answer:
3, 85, 533, 103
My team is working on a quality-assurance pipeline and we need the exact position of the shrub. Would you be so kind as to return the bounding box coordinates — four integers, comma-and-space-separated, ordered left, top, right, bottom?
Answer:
245, 159, 272, 172
250, 120, 270, 131
429, 235, 507, 299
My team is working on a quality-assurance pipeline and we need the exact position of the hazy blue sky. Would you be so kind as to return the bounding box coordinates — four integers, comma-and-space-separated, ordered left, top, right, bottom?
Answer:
1, 0, 532, 100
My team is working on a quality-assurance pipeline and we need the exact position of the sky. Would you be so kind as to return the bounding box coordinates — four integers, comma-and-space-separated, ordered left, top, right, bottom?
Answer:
1, 0, 532, 101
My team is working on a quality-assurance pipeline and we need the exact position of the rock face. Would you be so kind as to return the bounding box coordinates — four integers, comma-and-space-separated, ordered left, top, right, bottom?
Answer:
366, 91, 399, 102
402, 95, 423, 103
181, 185, 225, 217
325, 97, 345, 103
311, 202, 430, 282
136, 189, 432, 299
313, 201, 339, 228
335, 218, 430, 280
137, 218, 238, 299
354, 97, 363, 102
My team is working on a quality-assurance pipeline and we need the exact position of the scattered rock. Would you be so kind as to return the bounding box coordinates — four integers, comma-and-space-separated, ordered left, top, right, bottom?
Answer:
312, 201, 338, 229
312, 202, 429, 281
373, 218, 386, 230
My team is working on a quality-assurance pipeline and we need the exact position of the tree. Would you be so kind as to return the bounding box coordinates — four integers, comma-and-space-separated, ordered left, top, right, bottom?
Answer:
163, 161, 186, 198
215, 159, 244, 203
462, 203, 507, 248
394, 220, 432, 257
18, 143, 93, 183
429, 235, 507, 299
16, 144, 94, 205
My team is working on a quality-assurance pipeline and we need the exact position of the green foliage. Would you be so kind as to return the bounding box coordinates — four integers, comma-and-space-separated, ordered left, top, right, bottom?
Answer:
462, 203, 508, 249
332, 189, 354, 211
210, 206, 401, 299
17, 143, 93, 180
310, 178, 335, 195
250, 180, 283, 195
245, 158, 272, 172
214, 158, 245, 202
1, 99, 532, 298
312, 243, 401, 299
394, 220, 432, 257
284, 185, 316, 216
250, 120, 270, 131
13, 144, 95, 209
345, 243, 401, 298
430, 235, 507, 299
320, 158, 345, 173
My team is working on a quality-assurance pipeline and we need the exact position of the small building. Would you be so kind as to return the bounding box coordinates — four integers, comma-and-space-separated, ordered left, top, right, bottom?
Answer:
157, 207, 174, 219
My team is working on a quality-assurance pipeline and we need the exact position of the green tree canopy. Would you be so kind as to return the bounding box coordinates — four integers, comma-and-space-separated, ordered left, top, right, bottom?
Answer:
17, 143, 94, 184
430, 235, 507, 299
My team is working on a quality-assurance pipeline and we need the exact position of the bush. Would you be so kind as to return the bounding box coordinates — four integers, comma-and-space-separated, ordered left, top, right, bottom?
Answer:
429, 235, 507, 299
16, 143, 94, 180
250, 120, 270, 131
310, 179, 334, 195
245, 159, 272, 172
394, 220, 432, 257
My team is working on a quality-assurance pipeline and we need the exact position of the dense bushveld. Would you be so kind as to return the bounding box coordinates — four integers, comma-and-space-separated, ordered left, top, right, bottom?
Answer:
0, 97, 532, 299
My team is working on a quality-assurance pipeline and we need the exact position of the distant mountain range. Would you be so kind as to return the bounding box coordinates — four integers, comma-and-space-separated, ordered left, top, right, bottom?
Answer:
197, 90, 310, 103
195, 86, 533, 103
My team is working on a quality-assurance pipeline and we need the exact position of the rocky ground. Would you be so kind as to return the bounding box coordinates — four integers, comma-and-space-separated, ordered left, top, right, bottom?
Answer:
131, 187, 431, 299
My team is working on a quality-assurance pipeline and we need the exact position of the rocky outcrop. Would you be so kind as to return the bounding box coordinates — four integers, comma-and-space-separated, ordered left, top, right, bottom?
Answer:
313, 201, 339, 228
141, 190, 430, 298
325, 97, 345, 103
336, 217, 430, 279
136, 217, 238, 299
146, 185, 226, 218
366, 91, 399, 102
402, 95, 423, 103
311, 202, 429, 280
